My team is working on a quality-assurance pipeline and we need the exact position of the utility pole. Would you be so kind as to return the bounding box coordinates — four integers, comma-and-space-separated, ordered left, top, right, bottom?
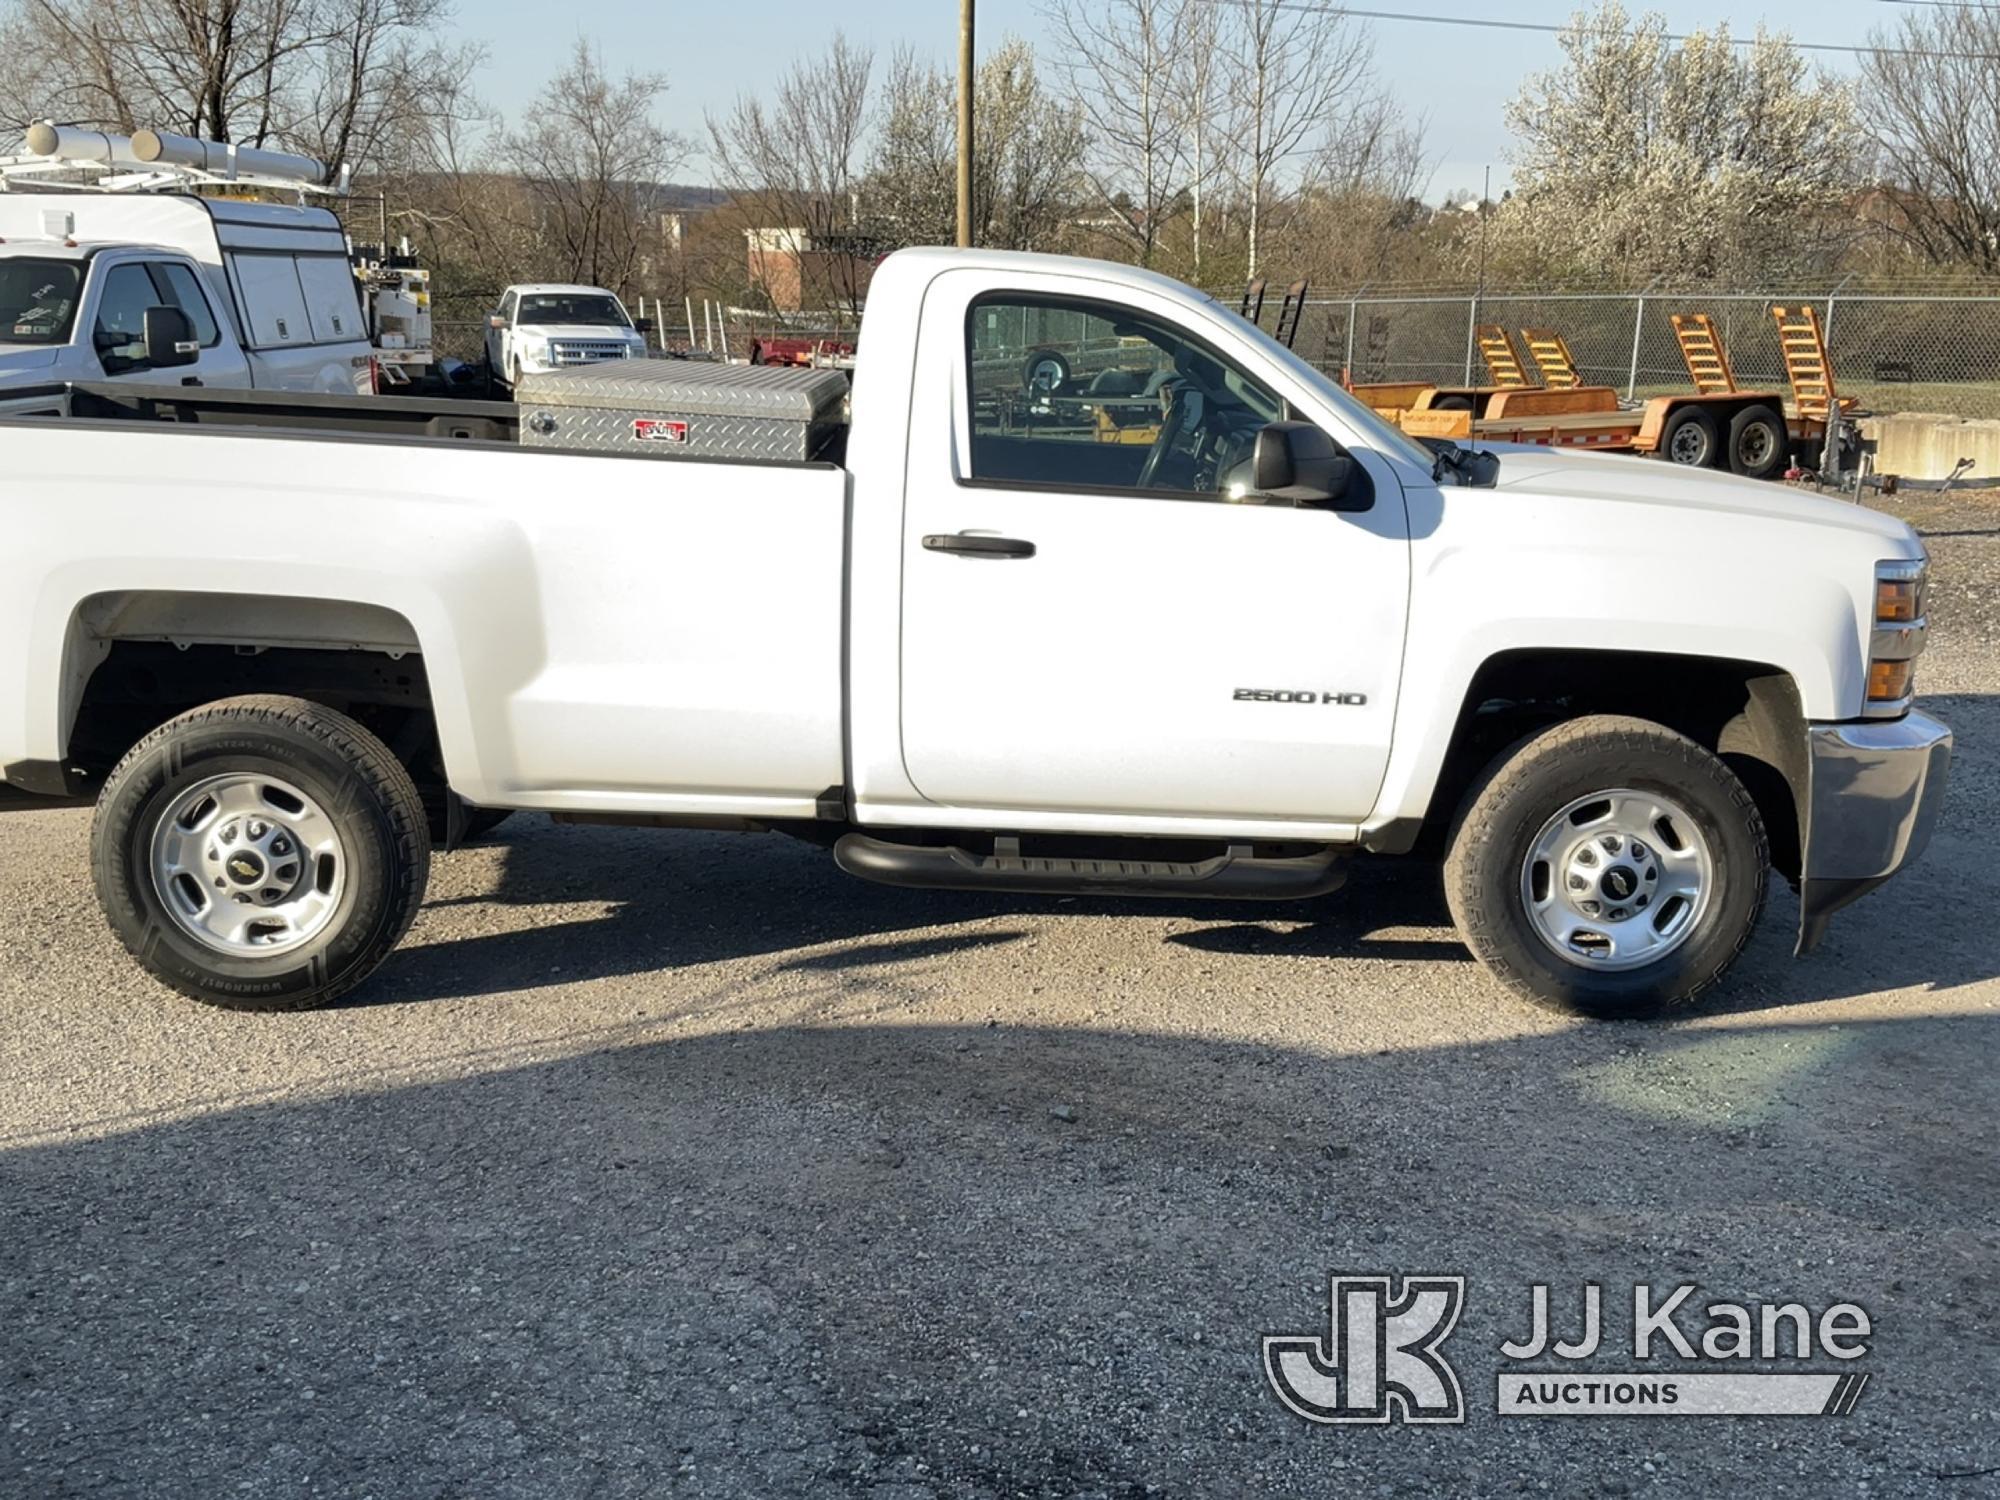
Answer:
1477, 164, 1490, 298
957, 0, 975, 248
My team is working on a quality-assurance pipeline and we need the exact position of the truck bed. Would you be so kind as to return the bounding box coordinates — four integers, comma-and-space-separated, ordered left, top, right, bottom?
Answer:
0, 394, 851, 817
6, 381, 852, 466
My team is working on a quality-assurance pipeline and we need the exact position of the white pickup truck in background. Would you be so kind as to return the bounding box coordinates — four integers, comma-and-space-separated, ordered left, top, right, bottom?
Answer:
484, 283, 652, 391
0, 248, 1951, 1019
0, 186, 375, 412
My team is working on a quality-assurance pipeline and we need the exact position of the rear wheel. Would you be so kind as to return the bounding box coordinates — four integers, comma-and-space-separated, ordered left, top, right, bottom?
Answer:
1726, 403, 1788, 481
1443, 715, 1768, 1017
1660, 405, 1721, 468
1431, 393, 1475, 413
91, 695, 430, 1011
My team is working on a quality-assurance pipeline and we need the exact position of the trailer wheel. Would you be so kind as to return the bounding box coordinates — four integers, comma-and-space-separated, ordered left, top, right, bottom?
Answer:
1726, 404, 1788, 481
1431, 394, 1475, 413
1021, 348, 1070, 395
91, 695, 431, 1011
1660, 406, 1721, 468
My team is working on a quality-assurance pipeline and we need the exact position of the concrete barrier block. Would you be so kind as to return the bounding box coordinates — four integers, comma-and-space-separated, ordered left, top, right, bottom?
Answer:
1862, 412, 2000, 482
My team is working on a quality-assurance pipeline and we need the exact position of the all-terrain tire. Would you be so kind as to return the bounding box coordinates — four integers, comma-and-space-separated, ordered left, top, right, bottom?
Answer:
91, 695, 431, 1011
1443, 714, 1768, 1018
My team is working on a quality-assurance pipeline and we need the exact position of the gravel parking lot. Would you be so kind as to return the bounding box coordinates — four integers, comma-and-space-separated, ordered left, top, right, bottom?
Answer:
3, 489, 1998, 1499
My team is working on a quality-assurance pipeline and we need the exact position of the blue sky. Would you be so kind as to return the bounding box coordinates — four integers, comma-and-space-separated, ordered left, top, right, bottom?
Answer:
465, 1, 1911, 201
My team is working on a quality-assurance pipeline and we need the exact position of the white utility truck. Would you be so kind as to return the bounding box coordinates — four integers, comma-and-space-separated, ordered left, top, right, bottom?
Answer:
484, 283, 651, 391
0, 125, 374, 414
0, 248, 1950, 1018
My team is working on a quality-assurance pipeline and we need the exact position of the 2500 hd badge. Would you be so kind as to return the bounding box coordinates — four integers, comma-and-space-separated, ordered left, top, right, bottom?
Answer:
1233, 687, 1369, 705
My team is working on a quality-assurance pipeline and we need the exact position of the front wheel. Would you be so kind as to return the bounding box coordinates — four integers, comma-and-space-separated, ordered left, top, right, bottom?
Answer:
1443, 715, 1768, 1018
91, 695, 431, 1011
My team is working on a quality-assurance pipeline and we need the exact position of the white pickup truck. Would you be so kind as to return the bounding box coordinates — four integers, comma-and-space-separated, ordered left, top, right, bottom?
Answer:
0, 248, 1950, 1018
483, 283, 651, 392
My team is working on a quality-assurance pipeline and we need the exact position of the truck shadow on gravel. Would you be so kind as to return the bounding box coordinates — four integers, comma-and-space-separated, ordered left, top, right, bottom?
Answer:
4, 1013, 1995, 1498
376, 811, 1998, 1019
376, 828, 1475, 1010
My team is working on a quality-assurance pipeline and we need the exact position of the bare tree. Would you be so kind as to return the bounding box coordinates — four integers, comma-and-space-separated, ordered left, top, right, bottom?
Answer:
1044, 0, 1186, 266
0, 0, 469, 183
707, 34, 875, 313
1220, 0, 1357, 278
285, 0, 475, 186
503, 42, 690, 292
1174, 0, 1224, 278
1864, 4, 2000, 274
1283, 99, 1433, 285
867, 37, 1083, 252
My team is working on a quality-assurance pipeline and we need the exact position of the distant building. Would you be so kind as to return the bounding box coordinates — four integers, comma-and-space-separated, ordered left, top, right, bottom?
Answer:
745, 226, 877, 311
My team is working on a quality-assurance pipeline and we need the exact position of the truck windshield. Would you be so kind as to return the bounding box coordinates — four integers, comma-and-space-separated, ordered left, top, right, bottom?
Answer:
0, 258, 83, 345
1203, 295, 1439, 473
519, 294, 630, 328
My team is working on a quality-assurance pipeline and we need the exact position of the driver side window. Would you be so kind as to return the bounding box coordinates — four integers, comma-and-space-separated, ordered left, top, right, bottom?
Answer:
965, 293, 1283, 500
92, 263, 161, 371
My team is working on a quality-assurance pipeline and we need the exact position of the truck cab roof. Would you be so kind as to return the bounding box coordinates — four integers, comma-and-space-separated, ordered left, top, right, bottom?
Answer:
0, 192, 347, 267
506, 282, 619, 297
0, 239, 183, 260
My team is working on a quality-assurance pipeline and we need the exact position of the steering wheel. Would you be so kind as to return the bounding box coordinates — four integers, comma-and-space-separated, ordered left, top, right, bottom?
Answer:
1136, 382, 1188, 490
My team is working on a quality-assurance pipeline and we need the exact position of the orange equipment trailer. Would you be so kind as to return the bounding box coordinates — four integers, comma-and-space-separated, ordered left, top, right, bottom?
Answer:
1350, 314, 1824, 481
1347, 324, 1581, 417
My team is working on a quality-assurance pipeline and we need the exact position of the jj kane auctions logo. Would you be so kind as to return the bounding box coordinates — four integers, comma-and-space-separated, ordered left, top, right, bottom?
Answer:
1266, 1276, 1873, 1423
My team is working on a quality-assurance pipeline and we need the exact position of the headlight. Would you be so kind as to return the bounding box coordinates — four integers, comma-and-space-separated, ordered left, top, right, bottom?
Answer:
1865, 558, 1927, 717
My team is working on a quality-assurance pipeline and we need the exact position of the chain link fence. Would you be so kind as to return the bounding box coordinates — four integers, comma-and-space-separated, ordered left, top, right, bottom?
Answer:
1244, 284, 2000, 420
423, 278, 2000, 423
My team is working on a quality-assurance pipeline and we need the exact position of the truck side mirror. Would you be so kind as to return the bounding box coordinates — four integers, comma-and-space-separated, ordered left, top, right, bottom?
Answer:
142, 305, 199, 369
633, 317, 656, 335
1252, 421, 1364, 510
488, 314, 507, 330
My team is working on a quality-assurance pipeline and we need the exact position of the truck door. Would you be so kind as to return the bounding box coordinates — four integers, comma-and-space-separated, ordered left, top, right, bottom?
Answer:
898, 272, 1412, 825
87, 259, 248, 389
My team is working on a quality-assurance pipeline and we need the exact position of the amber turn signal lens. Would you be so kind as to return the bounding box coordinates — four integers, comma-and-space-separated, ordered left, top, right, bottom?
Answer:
1876, 577, 1920, 623
1867, 658, 1915, 702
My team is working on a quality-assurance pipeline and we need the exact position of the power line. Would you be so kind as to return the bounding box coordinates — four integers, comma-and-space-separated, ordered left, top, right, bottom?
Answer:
1186, 1, 2000, 61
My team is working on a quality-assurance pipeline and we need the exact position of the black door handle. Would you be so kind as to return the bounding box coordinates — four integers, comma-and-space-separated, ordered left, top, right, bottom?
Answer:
922, 533, 1036, 559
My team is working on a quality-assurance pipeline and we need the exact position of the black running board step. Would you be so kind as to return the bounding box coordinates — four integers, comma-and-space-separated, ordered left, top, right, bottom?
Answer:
833, 834, 1346, 900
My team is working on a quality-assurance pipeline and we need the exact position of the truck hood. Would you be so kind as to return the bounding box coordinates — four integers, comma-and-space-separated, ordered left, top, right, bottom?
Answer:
1488, 446, 1913, 545
0, 345, 61, 382
515, 323, 641, 343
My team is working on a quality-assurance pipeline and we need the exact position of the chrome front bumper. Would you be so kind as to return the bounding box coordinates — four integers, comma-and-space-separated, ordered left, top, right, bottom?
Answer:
1796, 710, 1952, 953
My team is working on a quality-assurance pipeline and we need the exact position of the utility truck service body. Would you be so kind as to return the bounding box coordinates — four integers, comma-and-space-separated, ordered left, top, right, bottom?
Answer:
0, 249, 1951, 1016
0, 193, 374, 411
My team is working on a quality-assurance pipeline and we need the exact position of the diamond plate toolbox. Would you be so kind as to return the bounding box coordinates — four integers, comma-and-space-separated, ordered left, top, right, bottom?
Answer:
515, 360, 849, 462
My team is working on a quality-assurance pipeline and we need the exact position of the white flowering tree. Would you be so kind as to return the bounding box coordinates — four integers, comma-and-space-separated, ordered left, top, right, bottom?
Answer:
1490, 2, 1861, 282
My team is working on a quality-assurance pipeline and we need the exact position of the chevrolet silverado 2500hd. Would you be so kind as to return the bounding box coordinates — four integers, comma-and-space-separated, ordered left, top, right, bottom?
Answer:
0, 248, 1951, 1017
